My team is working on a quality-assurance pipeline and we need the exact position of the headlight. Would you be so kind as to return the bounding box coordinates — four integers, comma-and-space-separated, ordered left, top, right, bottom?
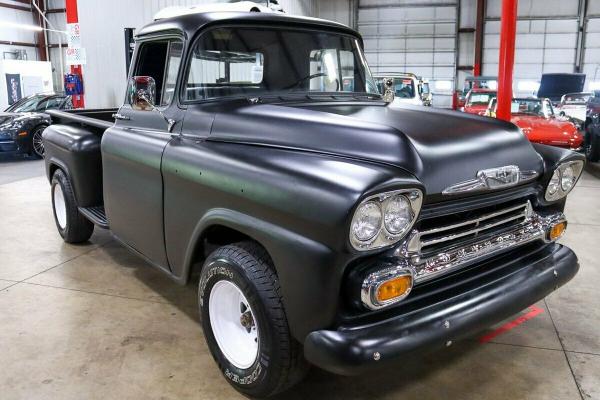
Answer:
561, 165, 576, 192
547, 170, 560, 195
545, 160, 584, 201
384, 195, 412, 234
351, 201, 382, 242
350, 189, 422, 251
0, 119, 24, 131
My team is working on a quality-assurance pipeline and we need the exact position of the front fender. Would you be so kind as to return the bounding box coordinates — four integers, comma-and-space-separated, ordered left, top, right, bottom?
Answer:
162, 139, 421, 340
182, 208, 345, 340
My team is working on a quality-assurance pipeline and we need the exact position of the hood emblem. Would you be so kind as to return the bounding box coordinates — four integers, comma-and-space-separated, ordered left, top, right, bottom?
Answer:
443, 165, 538, 195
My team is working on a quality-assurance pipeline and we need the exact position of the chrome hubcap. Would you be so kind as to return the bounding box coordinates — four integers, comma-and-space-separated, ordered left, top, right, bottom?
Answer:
53, 183, 67, 229
32, 128, 45, 157
209, 280, 259, 369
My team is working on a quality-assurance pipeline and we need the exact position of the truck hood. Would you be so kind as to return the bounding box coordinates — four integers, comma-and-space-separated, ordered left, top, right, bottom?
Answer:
210, 102, 544, 197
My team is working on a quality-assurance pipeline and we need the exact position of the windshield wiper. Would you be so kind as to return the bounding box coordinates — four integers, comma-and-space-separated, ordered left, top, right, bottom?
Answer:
246, 92, 382, 104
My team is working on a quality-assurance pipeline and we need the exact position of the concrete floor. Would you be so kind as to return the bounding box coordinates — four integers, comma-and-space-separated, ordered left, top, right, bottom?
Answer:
0, 153, 45, 185
1, 162, 600, 400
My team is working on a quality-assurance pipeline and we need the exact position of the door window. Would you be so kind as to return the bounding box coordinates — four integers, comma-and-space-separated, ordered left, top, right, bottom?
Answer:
162, 41, 184, 106
133, 39, 183, 106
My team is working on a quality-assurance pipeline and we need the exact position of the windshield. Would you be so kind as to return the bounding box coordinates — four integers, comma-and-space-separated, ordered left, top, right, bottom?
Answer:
5, 96, 41, 112
467, 92, 496, 106
184, 27, 378, 101
511, 99, 553, 117
563, 93, 591, 105
463, 78, 497, 95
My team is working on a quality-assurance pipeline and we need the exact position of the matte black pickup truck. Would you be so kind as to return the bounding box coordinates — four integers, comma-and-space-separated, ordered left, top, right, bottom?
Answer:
44, 11, 584, 397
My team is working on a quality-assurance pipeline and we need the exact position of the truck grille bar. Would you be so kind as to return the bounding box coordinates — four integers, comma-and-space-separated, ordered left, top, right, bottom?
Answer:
418, 202, 530, 255
394, 201, 565, 284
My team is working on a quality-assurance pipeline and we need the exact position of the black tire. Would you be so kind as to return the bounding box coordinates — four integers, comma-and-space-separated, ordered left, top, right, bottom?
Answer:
199, 242, 308, 397
51, 169, 94, 243
30, 125, 47, 159
584, 124, 600, 162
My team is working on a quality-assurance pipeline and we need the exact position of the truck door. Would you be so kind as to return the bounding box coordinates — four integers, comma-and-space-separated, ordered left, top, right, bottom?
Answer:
101, 38, 185, 270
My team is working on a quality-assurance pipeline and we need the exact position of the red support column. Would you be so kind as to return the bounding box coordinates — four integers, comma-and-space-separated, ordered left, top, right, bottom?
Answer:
473, 0, 485, 76
65, 0, 84, 108
496, 0, 518, 122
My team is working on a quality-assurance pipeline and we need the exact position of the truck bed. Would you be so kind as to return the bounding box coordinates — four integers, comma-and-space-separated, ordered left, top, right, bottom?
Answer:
46, 108, 117, 132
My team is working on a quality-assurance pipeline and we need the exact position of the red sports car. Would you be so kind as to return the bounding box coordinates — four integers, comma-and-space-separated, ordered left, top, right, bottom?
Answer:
462, 88, 497, 115
486, 97, 583, 150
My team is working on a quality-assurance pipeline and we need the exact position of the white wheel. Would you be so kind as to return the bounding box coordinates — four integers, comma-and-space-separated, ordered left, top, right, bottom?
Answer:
209, 280, 259, 369
53, 183, 67, 229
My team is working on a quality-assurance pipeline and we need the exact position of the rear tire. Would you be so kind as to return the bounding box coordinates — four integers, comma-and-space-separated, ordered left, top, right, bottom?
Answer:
51, 169, 94, 243
584, 124, 600, 162
199, 242, 308, 397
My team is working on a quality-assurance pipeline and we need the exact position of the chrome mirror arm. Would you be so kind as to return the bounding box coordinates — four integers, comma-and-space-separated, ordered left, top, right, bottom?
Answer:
139, 93, 177, 133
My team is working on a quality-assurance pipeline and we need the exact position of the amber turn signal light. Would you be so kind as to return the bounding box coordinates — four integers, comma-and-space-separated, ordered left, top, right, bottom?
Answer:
17, 131, 28, 137
376, 275, 413, 303
548, 221, 567, 241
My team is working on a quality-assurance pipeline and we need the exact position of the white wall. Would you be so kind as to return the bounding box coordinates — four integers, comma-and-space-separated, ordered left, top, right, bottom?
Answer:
0, 1, 41, 62
0, 59, 53, 109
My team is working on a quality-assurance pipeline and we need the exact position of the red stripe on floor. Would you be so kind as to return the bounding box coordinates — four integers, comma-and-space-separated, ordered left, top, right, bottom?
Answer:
479, 305, 544, 344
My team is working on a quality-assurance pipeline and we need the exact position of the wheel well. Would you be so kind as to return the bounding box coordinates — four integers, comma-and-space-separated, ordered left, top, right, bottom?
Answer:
187, 225, 268, 281
48, 163, 60, 180
31, 123, 48, 137
250, 7, 260, 12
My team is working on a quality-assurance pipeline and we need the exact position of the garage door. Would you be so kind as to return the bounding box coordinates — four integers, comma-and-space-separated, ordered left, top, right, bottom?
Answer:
358, 0, 458, 108
482, 1, 580, 97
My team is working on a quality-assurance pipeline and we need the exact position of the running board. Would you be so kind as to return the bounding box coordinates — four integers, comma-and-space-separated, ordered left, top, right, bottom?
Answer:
78, 206, 109, 229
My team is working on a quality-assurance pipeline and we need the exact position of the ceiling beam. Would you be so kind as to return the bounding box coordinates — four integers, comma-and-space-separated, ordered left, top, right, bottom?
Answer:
0, 40, 37, 47
0, 1, 31, 12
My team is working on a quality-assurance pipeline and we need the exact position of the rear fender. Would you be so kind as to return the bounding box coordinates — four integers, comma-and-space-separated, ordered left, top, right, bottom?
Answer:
42, 124, 103, 207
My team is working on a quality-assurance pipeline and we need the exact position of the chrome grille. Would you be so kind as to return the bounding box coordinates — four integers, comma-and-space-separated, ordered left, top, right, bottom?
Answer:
394, 200, 564, 284
416, 201, 531, 257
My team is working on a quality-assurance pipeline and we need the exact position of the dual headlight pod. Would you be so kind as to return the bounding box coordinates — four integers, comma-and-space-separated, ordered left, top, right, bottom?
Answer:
545, 160, 584, 202
350, 189, 423, 251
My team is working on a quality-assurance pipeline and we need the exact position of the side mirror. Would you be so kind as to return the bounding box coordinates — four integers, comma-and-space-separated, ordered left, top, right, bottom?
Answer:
382, 78, 395, 103
128, 76, 156, 111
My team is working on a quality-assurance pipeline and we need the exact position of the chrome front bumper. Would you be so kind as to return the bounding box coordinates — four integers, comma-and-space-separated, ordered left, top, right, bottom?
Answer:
306, 243, 578, 375
394, 202, 566, 284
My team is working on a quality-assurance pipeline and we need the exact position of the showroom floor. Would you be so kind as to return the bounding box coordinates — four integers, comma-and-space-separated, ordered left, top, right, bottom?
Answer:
0, 164, 599, 400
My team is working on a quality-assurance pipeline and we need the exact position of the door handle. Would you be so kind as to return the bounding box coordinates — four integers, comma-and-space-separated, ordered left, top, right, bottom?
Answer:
112, 113, 130, 121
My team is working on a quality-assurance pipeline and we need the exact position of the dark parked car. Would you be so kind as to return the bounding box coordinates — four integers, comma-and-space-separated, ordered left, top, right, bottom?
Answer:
584, 91, 600, 162
0, 93, 72, 158
43, 12, 584, 397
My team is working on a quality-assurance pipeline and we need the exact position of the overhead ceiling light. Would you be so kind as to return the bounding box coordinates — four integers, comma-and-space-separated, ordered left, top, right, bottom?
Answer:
588, 81, 600, 90
435, 80, 453, 91
517, 80, 540, 92
0, 21, 43, 32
